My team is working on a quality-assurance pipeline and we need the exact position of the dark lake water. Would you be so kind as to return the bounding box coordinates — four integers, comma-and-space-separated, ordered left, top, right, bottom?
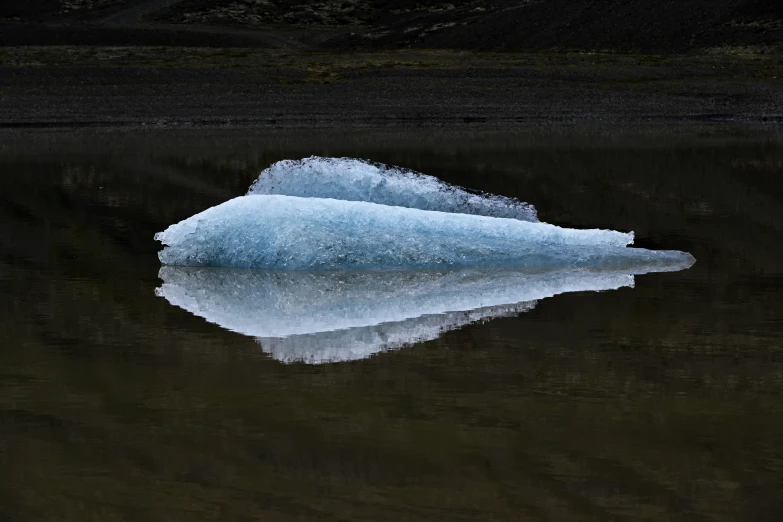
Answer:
1, 128, 783, 521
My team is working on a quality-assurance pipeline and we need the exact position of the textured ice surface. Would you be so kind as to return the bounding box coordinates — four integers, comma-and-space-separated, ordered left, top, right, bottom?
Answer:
156, 158, 696, 362
248, 156, 538, 221
156, 194, 694, 270
156, 263, 691, 364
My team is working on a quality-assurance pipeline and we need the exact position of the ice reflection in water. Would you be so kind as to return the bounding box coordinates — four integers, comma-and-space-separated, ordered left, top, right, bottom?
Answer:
156, 261, 692, 364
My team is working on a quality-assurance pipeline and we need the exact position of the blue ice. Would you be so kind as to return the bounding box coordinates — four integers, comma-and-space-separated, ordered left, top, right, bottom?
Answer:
156, 194, 693, 270
156, 157, 695, 271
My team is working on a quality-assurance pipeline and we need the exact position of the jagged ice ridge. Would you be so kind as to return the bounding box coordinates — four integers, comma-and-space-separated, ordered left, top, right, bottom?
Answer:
248, 156, 539, 221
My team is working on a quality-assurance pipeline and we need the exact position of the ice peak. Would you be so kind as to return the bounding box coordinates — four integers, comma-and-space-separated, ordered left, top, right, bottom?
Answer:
248, 156, 539, 222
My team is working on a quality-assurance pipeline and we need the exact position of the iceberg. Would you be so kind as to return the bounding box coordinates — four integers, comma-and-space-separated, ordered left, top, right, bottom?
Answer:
156, 264, 691, 364
156, 194, 693, 270
155, 157, 695, 363
248, 156, 538, 221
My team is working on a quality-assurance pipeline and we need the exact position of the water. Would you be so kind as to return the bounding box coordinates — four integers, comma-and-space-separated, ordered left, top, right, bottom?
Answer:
1, 128, 783, 521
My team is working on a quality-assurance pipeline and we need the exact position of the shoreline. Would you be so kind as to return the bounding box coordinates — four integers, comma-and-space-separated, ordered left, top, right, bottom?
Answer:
1, 47, 782, 130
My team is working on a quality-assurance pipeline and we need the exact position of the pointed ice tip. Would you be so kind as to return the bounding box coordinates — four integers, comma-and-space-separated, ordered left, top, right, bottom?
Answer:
662, 250, 696, 271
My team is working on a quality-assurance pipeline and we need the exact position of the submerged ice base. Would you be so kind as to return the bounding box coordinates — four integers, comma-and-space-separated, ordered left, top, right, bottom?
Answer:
156, 194, 693, 271
156, 264, 691, 364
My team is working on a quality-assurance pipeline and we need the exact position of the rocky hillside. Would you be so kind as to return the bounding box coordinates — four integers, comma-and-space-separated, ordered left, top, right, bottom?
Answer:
1, 0, 782, 52
151, 0, 783, 52
0, 0, 129, 22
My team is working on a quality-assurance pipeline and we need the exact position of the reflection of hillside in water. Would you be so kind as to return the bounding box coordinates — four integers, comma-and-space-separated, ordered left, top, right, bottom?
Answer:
156, 263, 691, 363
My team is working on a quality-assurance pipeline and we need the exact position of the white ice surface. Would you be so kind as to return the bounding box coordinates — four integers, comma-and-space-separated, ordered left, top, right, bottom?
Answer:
248, 156, 538, 221
155, 264, 690, 364
156, 194, 693, 270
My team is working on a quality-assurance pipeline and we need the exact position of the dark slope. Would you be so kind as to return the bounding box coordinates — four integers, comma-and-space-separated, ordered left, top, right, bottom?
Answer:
323, 0, 783, 52
0, 0, 132, 22
2, 0, 781, 52
152, 0, 783, 52
0, 0, 297, 47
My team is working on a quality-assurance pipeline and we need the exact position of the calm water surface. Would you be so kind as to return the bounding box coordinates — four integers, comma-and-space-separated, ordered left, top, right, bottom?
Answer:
1, 128, 783, 521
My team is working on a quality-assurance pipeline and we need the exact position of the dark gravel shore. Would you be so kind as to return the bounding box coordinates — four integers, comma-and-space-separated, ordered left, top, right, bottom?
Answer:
2, 0, 781, 130
1, 47, 782, 129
